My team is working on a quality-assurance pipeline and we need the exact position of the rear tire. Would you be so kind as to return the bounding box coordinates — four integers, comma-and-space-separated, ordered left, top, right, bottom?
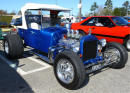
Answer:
54, 51, 85, 90
103, 42, 128, 69
4, 34, 23, 58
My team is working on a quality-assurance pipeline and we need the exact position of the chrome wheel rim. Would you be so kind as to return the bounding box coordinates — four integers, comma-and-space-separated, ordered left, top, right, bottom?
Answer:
57, 59, 74, 84
126, 39, 130, 50
104, 47, 121, 63
5, 41, 9, 54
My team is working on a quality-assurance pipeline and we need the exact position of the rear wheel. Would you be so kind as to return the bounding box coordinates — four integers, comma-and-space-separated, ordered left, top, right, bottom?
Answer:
4, 34, 23, 58
54, 51, 85, 90
103, 42, 128, 69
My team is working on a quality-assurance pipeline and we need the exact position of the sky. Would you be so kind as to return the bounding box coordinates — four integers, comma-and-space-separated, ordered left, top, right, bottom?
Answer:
0, 0, 128, 16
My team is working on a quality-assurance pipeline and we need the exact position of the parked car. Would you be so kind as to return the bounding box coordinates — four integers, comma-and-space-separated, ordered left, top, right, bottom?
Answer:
0, 28, 4, 40
81, 17, 87, 21
71, 16, 130, 51
60, 16, 76, 26
0, 24, 18, 36
60, 18, 70, 26
0, 22, 8, 25
11, 15, 44, 26
123, 16, 130, 22
0, 24, 18, 46
13, 18, 22, 26
0, 25, 18, 35
10, 19, 16, 25
3, 4, 128, 90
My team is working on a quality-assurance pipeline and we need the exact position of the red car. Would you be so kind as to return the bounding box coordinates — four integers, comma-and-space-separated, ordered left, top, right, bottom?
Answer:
71, 16, 130, 50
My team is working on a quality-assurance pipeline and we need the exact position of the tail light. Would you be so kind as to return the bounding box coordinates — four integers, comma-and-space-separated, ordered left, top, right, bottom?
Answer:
12, 29, 17, 31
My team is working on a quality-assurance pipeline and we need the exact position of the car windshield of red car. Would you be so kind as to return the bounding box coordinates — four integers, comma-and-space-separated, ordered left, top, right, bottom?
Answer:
111, 17, 129, 26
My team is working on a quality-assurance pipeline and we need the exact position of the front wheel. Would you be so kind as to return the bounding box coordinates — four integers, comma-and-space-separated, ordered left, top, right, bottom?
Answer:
54, 51, 85, 90
79, 30, 86, 36
124, 37, 130, 51
103, 42, 128, 69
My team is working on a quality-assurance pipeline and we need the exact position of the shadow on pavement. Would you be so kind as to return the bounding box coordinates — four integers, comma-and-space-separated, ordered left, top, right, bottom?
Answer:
0, 50, 34, 92
78, 67, 110, 89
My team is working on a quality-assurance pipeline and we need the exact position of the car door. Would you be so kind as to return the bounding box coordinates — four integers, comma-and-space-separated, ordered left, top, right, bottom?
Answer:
90, 17, 118, 42
28, 28, 40, 49
80, 17, 96, 34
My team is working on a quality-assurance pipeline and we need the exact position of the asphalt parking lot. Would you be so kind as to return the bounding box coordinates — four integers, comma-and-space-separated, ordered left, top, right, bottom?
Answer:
0, 44, 130, 93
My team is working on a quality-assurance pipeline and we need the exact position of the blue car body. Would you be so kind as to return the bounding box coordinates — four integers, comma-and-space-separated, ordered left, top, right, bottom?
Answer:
19, 27, 67, 53
19, 25, 103, 66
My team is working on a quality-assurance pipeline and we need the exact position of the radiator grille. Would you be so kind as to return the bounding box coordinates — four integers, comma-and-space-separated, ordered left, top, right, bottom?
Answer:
83, 40, 97, 61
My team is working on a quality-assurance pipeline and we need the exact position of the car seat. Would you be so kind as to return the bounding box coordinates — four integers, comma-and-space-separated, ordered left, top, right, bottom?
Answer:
28, 22, 41, 30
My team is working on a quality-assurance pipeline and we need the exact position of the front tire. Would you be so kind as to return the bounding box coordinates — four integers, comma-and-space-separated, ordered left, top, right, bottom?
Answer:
124, 37, 130, 51
103, 42, 128, 69
54, 51, 85, 90
4, 34, 23, 58
79, 30, 86, 36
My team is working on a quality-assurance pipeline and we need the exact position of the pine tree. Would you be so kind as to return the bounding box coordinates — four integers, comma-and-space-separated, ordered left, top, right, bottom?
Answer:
112, 8, 121, 16
90, 2, 98, 15
122, 1, 130, 15
104, 0, 113, 15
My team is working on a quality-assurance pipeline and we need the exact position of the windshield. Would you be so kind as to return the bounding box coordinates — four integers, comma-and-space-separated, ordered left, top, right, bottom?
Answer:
25, 15, 43, 24
111, 17, 129, 26
61, 19, 69, 23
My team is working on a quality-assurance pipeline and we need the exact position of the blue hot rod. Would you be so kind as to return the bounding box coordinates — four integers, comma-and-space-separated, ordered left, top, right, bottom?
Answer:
4, 3, 128, 90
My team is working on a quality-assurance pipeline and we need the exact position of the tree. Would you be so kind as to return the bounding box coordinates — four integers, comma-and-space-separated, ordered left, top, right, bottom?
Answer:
0, 10, 3, 16
0, 10, 9, 15
104, 0, 113, 15
122, 1, 130, 15
96, 5, 105, 16
10, 10, 17, 15
18, 10, 22, 15
25, 10, 32, 15
90, 2, 98, 15
58, 15, 63, 17
128, 11, 130, 15
119, 7, 127, 16
112, 7, 121, 16
3, 10, 8, 15
76, 12, 83, 19
18, 10, 32, 15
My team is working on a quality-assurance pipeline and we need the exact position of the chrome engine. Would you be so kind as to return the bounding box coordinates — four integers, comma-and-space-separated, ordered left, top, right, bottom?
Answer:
48, 28, 106, 63
57, 29, 81, 53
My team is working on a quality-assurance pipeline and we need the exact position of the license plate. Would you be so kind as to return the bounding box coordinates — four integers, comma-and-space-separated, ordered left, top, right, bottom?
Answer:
92, 64, 102, 70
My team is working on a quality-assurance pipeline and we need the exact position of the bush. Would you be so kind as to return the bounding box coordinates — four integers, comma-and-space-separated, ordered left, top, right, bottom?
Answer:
0, 16, 13, 25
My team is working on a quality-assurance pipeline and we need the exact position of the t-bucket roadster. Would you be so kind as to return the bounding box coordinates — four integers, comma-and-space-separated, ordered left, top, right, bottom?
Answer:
3, 3, 128, 90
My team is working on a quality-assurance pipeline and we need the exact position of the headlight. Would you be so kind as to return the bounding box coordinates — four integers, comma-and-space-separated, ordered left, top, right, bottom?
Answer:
72, 47, 79, 53
71, 42, 80, 53
99, 39, 106, 47
98, 44, 102, 50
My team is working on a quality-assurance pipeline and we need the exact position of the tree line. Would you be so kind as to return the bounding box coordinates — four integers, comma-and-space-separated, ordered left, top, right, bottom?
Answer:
0, 9, 32, 16
0, 0, 130, 17
0, 10, 16, 15
88, 0, 130, 16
